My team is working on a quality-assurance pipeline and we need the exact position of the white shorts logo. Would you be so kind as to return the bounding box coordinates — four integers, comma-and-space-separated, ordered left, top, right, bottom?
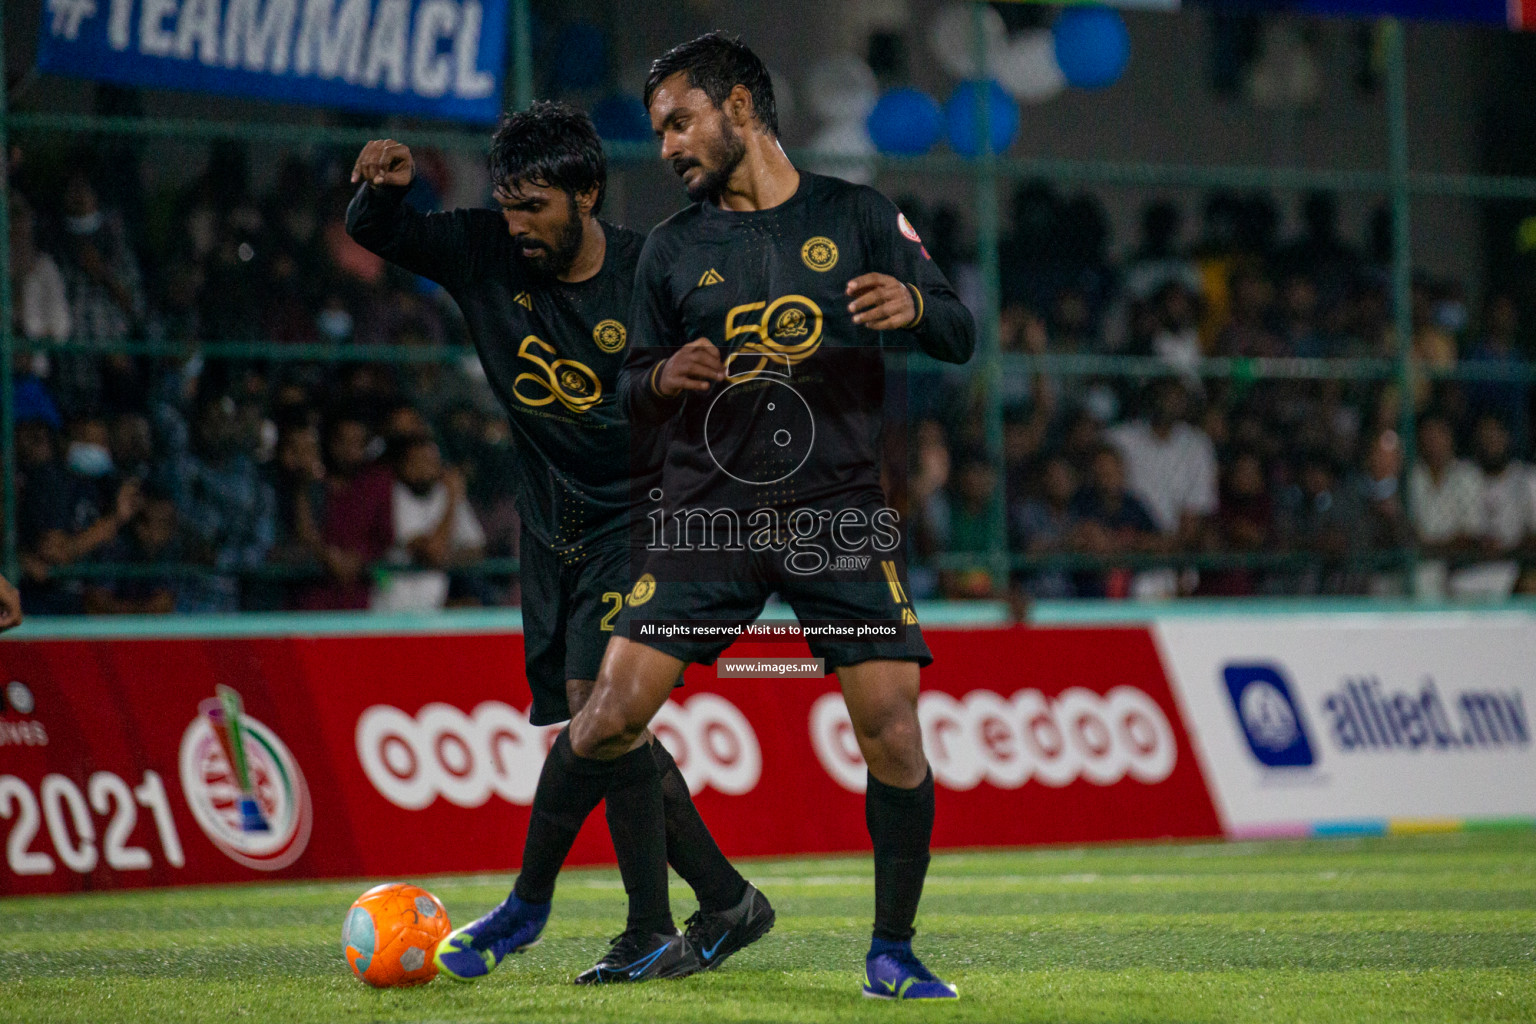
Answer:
810, 687, 1177, 793
356, 695, 761, 810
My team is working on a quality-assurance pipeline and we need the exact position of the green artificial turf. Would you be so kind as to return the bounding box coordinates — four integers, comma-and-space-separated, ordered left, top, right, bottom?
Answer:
2, 832, 1533, 1023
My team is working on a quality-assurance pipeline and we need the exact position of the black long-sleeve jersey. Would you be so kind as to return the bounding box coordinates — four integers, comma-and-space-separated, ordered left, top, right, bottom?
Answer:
347, 182, 654, 556
618, 171, 974, 516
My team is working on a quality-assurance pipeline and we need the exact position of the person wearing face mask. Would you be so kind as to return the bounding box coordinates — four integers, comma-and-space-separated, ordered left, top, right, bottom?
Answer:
53, 170, 146, 418
372, 434, 485, 612
16, 411, 142, 615
65, 424, 112, 477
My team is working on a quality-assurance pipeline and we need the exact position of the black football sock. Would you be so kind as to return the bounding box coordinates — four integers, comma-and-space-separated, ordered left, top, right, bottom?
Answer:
603, 741, 675, 936
865, 767, 935, 943
512, 729, 634, 904
646, 738, 748, 914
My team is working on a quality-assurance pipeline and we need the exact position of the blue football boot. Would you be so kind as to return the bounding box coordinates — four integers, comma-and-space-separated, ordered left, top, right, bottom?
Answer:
861, 939, 959, 1000
434, 893, 549, 981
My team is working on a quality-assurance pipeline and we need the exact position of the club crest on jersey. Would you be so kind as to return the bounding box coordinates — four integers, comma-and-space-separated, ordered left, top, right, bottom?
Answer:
801, 236, 838, 272
774, 307, 810, 338
898, 213, 922, 244
627, 573, 656, 607
592, 319, 627, 353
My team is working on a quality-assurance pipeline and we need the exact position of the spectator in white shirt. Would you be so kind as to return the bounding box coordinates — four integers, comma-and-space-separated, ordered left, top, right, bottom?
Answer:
1472, 414, 1536, 557
1446, 414, 1536, 600
1107, 379, 1219, 548
10, 194, 71, 344
1409, 413, 1485, 598
1409, 414, 1483, 552
372, 435, 485, 612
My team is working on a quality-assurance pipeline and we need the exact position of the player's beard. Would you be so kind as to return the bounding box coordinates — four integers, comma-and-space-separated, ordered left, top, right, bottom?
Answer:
518, 193, 585, 281
678, 114, 747, 204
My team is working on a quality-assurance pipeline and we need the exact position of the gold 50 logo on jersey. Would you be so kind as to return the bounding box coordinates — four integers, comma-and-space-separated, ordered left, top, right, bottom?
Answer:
512, 335, 602, 413
723, 295, 824, 380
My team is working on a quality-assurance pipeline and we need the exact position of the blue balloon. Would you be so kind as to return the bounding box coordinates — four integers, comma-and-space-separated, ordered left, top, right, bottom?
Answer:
867, 88, 944, 156
553, 22, 607, 90
1053, 6, 1131, 90
591, 94, 650, 142
944, 80, 1019, 158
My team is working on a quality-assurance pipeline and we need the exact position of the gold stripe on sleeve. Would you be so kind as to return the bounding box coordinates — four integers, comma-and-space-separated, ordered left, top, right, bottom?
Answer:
904, 284, 925, 329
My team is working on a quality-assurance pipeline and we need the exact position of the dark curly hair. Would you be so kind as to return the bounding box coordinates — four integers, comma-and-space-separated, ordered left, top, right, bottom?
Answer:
487, 100, 606, 215
644, 31, 778, 136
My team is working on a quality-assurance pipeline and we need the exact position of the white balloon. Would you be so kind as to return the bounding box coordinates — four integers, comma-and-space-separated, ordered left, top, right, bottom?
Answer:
807, 121, 875, 185
929, 3, 1007, 80
805, 53, 878, 125
995, 29, 1066, 104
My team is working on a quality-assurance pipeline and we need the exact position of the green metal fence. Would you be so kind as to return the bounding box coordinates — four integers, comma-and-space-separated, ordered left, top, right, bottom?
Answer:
4, 5, 1536, 603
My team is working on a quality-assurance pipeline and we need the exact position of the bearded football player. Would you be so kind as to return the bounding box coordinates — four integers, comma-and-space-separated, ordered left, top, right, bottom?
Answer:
346, 101, 771, 985
577, 32, 973, 999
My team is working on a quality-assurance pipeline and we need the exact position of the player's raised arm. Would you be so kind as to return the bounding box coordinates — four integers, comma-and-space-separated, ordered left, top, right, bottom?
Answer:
852, 191, 975, 365
345, 138, 483, 291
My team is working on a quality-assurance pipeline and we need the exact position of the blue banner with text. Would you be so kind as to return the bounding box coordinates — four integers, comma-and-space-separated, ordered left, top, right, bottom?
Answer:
38, 0, 509, 122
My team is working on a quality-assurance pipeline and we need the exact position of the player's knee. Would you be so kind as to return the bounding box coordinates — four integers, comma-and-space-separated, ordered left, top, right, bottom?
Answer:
854, 700, 924, 762
569, 702, 643, 760
871, 714, 925, 765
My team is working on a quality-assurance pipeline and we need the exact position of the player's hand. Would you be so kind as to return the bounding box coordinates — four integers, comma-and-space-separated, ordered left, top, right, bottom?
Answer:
350, 139, 415, 189
846, 273, 916, 330
0, 573, 22, 632
657, 338, 725, 397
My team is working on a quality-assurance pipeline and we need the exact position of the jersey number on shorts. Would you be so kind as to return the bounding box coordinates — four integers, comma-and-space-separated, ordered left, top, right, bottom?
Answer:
599, 592, 624, 632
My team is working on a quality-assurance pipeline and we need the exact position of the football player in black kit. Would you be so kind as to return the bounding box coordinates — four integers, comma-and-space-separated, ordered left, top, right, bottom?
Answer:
570, 33, 972, 999
345, 102, 770, 985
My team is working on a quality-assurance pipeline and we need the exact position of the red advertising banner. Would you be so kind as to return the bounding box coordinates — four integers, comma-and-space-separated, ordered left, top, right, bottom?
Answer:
0, 627, 1219, 896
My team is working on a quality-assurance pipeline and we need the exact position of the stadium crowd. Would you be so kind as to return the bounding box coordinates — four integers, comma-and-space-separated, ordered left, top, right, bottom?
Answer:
6, 144, 1532, 614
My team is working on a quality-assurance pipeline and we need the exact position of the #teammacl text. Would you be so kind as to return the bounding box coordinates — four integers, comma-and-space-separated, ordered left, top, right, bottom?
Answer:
94, 0, 496, 100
